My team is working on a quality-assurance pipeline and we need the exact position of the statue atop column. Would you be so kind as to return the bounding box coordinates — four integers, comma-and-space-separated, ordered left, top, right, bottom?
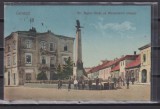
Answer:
73, 20, 87, 80
76, 20, 83, 31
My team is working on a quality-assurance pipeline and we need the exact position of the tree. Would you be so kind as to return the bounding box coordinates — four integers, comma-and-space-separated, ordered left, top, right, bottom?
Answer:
57, 64, 62, 79
37, 71, 48, 80
62, 57, 73, 79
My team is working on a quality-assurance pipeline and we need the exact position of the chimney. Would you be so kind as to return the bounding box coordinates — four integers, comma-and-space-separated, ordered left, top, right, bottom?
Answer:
134, 51, 136, 55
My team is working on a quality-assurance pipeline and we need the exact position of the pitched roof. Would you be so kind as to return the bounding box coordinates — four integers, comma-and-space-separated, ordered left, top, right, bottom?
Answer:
87, 61, 111, 74
125, 55, 141, 69
100, 55, 138, 70
138, 43, 150, 50
111, 65, 120, 72
87, 55, 139, 74
5, 28, 75, 40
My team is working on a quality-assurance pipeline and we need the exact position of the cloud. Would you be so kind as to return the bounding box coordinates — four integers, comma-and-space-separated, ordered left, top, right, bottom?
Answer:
93, 21, 136, 32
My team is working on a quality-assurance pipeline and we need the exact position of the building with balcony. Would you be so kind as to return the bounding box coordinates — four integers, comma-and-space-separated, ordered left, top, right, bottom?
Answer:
4, 28, 74, 86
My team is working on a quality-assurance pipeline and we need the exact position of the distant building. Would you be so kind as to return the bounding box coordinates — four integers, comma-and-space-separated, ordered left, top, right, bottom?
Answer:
84, 67, 92, 73
125, 55, 141, 82
87, 44, 151, 84
119, 54, 139, 80
138, 44, 151, 83
87, 55, 138, 80
110, 64, 120, 78
4, 28, 74, 86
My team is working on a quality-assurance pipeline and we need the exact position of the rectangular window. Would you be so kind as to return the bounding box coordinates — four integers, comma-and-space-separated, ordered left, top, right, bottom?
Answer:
41, 56, 46, 64
143, 54, 146, 62
41, 41, 46, 50
8, 45, 11, 52
13, 73, 16, 85
25, 53, 32, 64
7, 56, 11, 66
13, 55, 16, 65
26, 40, 32, 49
13, 41, 16, 50
50, 43, 55, 51
26, 73, 31, 80
50, 57, 55, 67
64, 45, 68, 51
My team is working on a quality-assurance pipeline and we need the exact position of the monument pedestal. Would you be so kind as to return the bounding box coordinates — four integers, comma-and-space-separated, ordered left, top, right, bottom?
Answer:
73, 66, 84, 80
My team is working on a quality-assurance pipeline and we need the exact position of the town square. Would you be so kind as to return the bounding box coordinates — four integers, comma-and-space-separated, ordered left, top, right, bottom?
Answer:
5, 83, 150, 101
4, 5, 151, 101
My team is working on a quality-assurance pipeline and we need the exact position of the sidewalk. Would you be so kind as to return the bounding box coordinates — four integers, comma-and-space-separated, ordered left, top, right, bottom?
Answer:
134, 82, 150, 85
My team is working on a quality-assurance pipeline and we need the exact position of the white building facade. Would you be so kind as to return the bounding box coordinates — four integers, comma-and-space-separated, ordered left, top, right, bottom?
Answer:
4, 28, 74, 86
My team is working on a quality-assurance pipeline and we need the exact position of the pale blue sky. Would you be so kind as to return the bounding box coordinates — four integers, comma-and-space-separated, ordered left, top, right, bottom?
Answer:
4, 5, 151, 67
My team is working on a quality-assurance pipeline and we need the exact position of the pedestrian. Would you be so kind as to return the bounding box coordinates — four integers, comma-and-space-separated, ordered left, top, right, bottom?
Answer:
82, 80, 85, 90
126, 78, 130, 89
74, 79, 78, 89
118, 77, 120, 88
113, 77, 117, 89
68, 79, 72, 91
58, 79, 60, 89
131, 77, 135, 85
122, 78, 125, 86
100, 82, 103, 90
88, 79, 92, 90
96, 77, 99, 90
60, 80, 62, 89
108, 77, 111, 90
77, 80, 80, 90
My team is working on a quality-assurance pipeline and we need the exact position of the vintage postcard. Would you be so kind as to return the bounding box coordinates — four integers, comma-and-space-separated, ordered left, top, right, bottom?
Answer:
4, 3, 151, 101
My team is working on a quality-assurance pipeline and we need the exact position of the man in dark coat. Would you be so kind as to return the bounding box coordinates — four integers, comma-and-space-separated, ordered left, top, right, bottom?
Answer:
60, 80, 62, 89
126, 78, 130, 89
68, 79, 72, 91
96, 77, 99, 90
88, 79, 92, 90
82, 80, 85, 90
131, 77, 135, 85
58, 79, 60, 89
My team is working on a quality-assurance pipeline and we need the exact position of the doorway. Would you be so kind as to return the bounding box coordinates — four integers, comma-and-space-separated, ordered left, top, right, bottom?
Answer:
142, 69, 147, 83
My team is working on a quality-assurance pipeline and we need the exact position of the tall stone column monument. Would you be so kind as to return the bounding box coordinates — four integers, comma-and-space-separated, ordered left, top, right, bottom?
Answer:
73, 20, 87, 80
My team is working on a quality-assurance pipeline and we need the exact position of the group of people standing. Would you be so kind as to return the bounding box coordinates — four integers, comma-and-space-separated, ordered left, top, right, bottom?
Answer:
73, 79, 93, 90
57, 78, 94, 91
111, 76, 135, 89
57, 76, 135, 91
68, 77, 101, 90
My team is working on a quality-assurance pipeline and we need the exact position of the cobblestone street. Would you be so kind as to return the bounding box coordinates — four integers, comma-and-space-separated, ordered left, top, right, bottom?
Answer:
4, 84, 150, 101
